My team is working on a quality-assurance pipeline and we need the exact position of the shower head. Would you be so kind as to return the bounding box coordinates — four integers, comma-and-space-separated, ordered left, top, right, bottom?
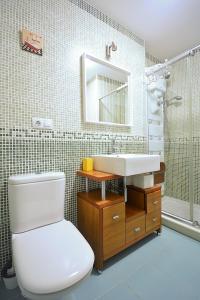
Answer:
170, 96, 182, 101
158, 95, 182, 106
164, 71, 171, 79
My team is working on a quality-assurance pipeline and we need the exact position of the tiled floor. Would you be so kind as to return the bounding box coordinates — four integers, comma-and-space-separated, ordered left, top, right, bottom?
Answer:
163, 196, 200, 222
1, 227, 200, 300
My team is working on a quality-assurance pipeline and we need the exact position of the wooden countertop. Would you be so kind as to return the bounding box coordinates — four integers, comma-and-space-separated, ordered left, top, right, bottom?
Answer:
77, 170, 121, 182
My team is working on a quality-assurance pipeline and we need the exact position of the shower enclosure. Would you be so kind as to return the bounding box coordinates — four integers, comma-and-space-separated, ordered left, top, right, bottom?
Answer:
147, 46, 200, 233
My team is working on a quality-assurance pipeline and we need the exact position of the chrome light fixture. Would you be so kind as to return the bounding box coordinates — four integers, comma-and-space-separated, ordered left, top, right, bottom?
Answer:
106, 41, 117, 59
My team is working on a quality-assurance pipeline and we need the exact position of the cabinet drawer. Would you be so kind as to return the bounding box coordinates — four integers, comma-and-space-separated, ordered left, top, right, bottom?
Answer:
146, 190, 161, 213
146, 211, 161, 232
103, 203, 125, 259
126, 215, 145, 244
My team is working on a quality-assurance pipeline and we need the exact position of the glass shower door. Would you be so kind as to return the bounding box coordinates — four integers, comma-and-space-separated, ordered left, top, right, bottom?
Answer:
163, 56, 192, 221
189, 52, 200, 224
148, 52, 200, 225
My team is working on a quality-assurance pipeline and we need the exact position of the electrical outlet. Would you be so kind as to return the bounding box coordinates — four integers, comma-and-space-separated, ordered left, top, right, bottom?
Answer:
32, 117, 44, 129
32, 118, 53, 129
43, 119, 53, 129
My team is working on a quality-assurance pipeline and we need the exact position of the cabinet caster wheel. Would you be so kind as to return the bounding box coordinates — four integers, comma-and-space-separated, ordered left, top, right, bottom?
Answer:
97, 269, 103, 275
156, 229, 161, 236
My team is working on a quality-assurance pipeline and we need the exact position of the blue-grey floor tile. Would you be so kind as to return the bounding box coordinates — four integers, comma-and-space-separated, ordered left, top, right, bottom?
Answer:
0, 280, 24, 300
98, 282, 141, 300
10, 295, 24, 300
73, 268, 122, 300
127, 263, 199, 300
1, 227, 200, 300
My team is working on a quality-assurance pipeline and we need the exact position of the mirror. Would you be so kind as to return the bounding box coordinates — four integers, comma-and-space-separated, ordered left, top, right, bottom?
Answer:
82, 53, 131, 126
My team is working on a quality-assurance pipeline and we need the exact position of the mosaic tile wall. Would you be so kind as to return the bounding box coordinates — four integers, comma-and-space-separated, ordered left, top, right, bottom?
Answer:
0, 0, 146, 135
0, 0, 147, 271
164, 137, 200, 206
164, 138, 190, 202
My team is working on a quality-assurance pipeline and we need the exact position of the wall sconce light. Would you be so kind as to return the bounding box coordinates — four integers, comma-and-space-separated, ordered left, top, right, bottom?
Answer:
106, 41, 117, 59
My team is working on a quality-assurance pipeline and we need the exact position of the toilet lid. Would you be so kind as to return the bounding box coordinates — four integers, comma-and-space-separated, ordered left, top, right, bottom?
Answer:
12, 220, 94, 294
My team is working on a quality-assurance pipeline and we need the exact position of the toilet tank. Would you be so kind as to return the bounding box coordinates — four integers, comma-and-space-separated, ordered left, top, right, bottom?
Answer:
8, 172, 65, 233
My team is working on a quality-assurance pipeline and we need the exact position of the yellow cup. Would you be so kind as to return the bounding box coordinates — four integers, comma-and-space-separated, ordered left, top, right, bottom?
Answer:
82, 157, 93, 171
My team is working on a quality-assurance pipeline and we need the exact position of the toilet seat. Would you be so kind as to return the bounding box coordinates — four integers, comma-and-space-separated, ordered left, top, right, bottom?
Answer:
12, 220, 94, 295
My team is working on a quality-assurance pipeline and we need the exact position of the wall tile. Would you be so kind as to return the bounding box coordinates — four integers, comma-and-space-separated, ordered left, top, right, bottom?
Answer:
0, 0, 147, 271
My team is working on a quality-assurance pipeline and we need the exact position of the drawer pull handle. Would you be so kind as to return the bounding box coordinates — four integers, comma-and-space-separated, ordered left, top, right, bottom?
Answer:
153, 200, 159, 205
152, 217, 157, 222
112, 215, 120, 220
134, 227, 141, 233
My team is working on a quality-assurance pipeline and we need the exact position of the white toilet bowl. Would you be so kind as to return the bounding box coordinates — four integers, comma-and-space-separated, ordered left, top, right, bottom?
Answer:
8, 173, 94, 300
13, 220, 94, 300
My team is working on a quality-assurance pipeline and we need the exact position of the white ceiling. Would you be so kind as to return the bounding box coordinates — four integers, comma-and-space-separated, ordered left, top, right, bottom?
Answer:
86, 0, 200, 60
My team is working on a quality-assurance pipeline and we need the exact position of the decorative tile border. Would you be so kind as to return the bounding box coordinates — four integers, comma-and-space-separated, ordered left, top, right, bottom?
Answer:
0, 128, 147, 142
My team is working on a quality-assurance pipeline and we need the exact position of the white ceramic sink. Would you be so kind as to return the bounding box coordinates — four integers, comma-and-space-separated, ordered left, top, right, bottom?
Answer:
92, 154, 160, 176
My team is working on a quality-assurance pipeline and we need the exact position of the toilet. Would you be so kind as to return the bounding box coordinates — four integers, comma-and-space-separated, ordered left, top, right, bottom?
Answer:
8, 172, 94, 300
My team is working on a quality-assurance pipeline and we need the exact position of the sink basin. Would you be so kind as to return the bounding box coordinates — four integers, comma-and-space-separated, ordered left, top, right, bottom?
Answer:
92, 154, 160, 176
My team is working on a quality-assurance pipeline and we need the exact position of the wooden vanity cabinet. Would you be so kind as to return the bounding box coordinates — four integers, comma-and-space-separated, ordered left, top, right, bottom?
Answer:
77, 190, 125, 270
103, 202, 125, 259
78, 185, 161, 271
125, 213, 146, 245
127, 185, 161, 234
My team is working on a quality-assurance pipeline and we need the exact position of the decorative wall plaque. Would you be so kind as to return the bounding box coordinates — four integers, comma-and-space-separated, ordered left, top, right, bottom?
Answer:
21, 28, 43, 56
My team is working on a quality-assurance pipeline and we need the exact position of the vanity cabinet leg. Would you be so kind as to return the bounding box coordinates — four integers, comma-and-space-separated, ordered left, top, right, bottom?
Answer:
123, 176, 127, 202
95, 259, 104, 273
101, 181, 106, 200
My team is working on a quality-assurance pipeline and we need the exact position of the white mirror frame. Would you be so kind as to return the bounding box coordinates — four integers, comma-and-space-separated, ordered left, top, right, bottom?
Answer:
82, 53, 132, 127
